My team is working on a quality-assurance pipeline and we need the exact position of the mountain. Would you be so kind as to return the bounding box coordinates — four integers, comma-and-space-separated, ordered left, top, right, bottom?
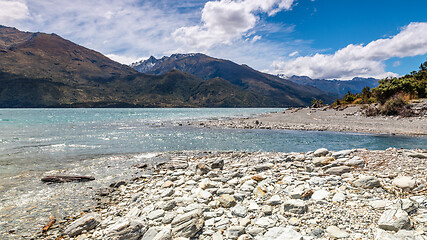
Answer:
0, 26, 275, 107
284, 75, 379, 97
131, 53, 336, 106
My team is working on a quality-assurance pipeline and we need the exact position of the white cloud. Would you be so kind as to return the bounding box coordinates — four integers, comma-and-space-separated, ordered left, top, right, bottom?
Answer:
172, 0, 295, 51
272, 22, 427, 80
393, 61, 401, 67
289, 51, 298, 57
5, 0, 202, 62
106, 54, 146, 65
0, 1, 30, 26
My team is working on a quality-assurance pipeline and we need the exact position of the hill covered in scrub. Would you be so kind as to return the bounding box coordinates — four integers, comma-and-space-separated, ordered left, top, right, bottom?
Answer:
333, 60, 427, 116
0, 26, 333, 108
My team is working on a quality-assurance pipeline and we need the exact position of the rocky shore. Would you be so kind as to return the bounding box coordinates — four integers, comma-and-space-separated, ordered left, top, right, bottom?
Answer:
37, 148, 427, 240
186, 106, 427, 136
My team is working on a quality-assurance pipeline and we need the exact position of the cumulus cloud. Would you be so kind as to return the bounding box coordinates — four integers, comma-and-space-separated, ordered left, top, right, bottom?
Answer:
272, 22, 427, 80
3, 0, 204, 64
0, 0, 30, 26
172, 0, 295, 50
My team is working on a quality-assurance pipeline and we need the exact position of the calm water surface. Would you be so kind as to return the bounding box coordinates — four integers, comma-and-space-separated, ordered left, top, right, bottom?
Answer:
0, 108, 426, 238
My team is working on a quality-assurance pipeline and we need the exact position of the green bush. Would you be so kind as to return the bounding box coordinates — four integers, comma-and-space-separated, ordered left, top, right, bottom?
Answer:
379, 96, 413, 116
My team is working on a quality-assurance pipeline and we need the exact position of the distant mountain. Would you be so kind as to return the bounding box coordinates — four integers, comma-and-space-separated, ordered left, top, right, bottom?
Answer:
131, 54, 336, 106
283, 75, 379, 97
0, 26, 274, 107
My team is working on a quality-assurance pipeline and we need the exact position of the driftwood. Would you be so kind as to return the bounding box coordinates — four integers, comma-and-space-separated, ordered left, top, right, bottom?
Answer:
42, 216, 56, 233
41, 175, 95, 183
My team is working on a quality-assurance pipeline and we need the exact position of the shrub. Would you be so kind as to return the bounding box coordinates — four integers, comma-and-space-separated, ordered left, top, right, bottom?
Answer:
311, 98, 324, 108
379, 96, 413, 116
362, 105, 379, 117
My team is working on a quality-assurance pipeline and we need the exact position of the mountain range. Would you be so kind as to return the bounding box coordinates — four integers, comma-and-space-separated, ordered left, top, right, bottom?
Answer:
283, 76, 379, 97
1, 26, 374, 108
133, 54, 378, 99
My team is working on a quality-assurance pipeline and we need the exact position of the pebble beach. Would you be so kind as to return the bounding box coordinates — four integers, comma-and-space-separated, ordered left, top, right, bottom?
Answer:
187, 105, 427, 136
37, 147, 427, 240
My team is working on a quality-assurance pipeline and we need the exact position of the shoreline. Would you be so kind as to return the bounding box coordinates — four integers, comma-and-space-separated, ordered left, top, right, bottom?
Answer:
33, 148, 427, 240
186, 105, 427, 136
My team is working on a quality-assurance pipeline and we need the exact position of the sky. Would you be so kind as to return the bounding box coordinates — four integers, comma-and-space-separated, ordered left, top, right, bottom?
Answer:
1, 0, 427, 80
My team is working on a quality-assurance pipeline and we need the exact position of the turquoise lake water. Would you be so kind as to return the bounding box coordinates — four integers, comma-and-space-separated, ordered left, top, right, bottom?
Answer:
0, 108, 426, 238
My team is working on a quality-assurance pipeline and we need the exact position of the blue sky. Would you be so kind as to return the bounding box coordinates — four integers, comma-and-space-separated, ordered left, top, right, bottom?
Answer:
1, 0, 427, 79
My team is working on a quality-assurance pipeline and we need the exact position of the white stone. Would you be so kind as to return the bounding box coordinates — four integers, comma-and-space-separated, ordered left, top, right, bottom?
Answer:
314, 148, 329, 157
378, 208, 411, 231
326, 226, 350, 239
255, 217, 276, 228
332, 192, 346, 202
392, 176, 416, 190
311, 189, 330, 201
267, 195, 282, 206
263, 227, 303, 240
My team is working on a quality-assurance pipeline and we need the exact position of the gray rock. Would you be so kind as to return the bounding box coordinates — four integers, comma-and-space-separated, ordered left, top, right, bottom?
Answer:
231, 205, 247, 218
254, 163, 274, 171
104, 218, 147, 240
325, 166, 352, 175
64, 213, 100, 237
254, 217, 276, 228
263, 227, 303, 240
247, 227, 265, 237
227, 226, 245, 239
148, 209, 165, 220
162, 201, 176, 211
211, 159, 224, 169
162, 212, 176, 224
266, 195, 282, 206
141, 227, 161, 240
313, 157, 334, 166
404, 150, 427, 159
310, 228, 324, 237
343, 157, 365, 167
152, 225, 172, 240
171, 208, 204, 238
311, 189, 330, 201
219, 194, 237, 208
375, 228, 426, 240
332, 150, 353, 159
401, 199, 419, 213
378, 208, 411, 231
314, 148, 329, 157
353, 176, 381, 188
370, 200, 392, 210
261, 205, 273, 215
392, 176, 416, 190
282, 200, 308, 214
196, 163, 211, 175
332, 192, 346, 202
160, 188, 175, 198
326, 226, 349, 239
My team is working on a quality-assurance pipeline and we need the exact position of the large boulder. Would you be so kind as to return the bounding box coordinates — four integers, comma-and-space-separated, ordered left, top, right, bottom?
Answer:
171, 209, 204, 238
392, 176, 416, 190
103, 218, 147, 240
282, 200, 308, 214
353, 176, 381, 188
314, 148, 329, 157
325, 166, 352, 175
378, 208, 411, 231
63, 213, 100, 237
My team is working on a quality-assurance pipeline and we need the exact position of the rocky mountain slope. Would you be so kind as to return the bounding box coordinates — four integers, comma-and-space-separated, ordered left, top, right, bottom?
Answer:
131, 54, 336, 106
0, 26, 276, 107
